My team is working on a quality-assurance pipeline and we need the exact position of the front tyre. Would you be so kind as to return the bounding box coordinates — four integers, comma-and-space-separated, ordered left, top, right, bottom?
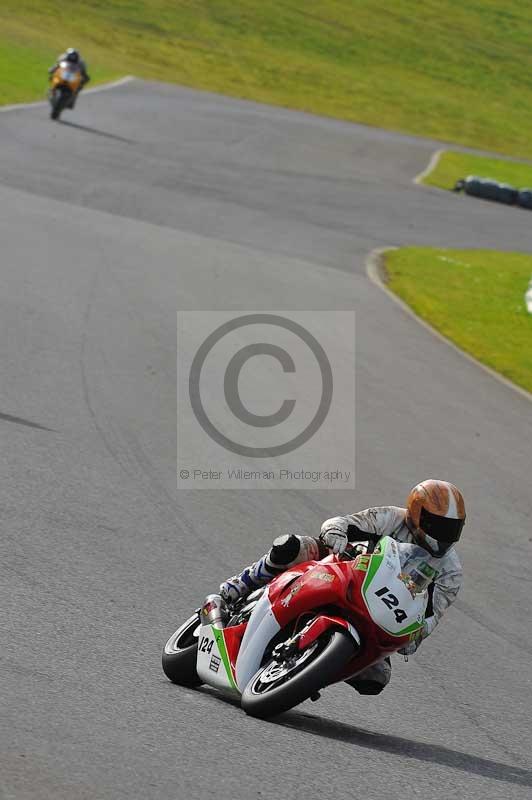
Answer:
162, 612, 202, 687
241, 630, 356, 719
50, 88, 68, 120
50, 90, 62, 120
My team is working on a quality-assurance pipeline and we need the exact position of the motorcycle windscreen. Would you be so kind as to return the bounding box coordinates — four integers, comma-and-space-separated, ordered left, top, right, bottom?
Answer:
362, 538, 428, 637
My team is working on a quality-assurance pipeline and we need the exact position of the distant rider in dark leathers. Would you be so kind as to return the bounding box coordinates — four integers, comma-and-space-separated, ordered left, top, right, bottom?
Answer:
48, 48, 90, 108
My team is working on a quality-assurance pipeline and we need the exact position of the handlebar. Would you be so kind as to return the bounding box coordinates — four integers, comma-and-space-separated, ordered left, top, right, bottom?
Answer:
340, 543, 364, 561
339, 540, 377, 561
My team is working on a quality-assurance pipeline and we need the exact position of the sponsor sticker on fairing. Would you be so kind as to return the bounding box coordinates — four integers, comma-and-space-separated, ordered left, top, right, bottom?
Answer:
280, 583, 302, 607
209, 655, 221, 673
313, 571, 335, 583
354, 555, 370, 572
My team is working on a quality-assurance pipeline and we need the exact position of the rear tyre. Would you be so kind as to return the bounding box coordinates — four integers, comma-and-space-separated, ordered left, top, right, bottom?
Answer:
241, 630, 356, 719
162, 612, 202, 687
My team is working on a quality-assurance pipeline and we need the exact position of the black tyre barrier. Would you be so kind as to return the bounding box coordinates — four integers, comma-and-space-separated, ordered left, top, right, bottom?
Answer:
479, 180, 500, 201
453, 175, 528, 209
517, 189, 532, 209
497, 183, 519, 204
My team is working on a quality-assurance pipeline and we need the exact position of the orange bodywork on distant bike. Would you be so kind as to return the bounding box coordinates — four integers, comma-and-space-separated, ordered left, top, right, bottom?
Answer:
50, 61, 82, 93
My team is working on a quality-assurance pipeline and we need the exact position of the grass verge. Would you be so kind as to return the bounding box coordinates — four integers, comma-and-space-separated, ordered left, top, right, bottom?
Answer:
422, 151, 532, 191
384, 247, 532, 394
1, 2, 532, 157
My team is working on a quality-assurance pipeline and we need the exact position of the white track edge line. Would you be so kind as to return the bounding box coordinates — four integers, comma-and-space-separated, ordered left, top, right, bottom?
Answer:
0, 76, 135, 113
366, 247, 532, 403
413, 148, 444, 185
83, 75, 135, 95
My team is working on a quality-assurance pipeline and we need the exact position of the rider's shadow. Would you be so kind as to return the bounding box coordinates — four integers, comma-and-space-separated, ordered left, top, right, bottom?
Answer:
58, 119, 135, 144
278, 710, 532, 789
195, 687, 531, 788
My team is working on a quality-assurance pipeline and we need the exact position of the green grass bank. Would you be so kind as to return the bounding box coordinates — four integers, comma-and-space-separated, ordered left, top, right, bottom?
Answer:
2, 2, 532, 157
422, 152, 532, 191
385, 248, 532, 394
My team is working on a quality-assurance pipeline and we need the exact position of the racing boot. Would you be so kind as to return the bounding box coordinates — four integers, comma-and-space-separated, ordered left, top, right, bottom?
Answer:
220, 534, 319, 605
345, 657, 392, 695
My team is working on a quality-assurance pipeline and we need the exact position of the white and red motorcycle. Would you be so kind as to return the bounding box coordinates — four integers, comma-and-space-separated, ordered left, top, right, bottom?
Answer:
162, 537, 436, 718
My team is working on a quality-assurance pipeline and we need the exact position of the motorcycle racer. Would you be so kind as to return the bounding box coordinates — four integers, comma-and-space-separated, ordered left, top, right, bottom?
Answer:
48, 48, 90, 108
220, 479, 465, 695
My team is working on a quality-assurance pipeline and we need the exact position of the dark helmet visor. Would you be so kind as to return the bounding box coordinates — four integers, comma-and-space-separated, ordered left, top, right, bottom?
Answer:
419, 507, 464, 543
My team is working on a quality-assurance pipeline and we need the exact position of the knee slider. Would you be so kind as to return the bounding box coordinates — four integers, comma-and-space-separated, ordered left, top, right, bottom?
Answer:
348, 679, 387, 696
269, 534, 301, 566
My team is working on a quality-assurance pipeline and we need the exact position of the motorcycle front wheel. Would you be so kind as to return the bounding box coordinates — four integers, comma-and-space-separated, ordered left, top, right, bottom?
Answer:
162, 612, 202, 687
241, 630, 356, 719
50, 89, 68, 120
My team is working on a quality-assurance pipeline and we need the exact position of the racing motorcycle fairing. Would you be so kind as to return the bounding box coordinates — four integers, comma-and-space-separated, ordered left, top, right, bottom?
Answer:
194, 536, 432, 695
265, 536, 430, 681
359, 536, 429, 636
296, 614, 361, 652
234, 590, 281, 690
51, 61, 82, 92
195, 621, 243, 692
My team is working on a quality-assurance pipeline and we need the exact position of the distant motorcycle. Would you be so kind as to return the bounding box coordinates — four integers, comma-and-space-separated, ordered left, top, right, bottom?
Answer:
48, 61, 82, 120
162, 536, 434, 718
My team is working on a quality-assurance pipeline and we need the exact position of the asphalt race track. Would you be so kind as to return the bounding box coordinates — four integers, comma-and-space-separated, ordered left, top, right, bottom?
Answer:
1, 80, 531, 799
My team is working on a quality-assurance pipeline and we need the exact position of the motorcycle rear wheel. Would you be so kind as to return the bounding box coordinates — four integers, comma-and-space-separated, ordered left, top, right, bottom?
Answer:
162, 612, 202, 687
241, 630, 356, 718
